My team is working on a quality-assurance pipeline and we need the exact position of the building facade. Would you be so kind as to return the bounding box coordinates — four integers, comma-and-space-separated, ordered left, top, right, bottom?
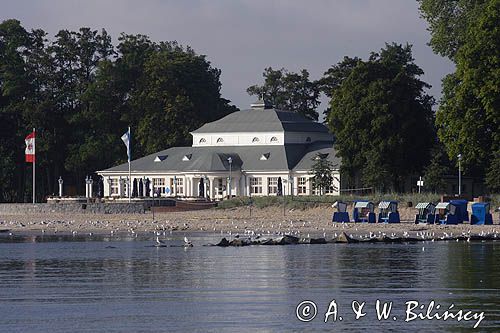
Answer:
97, 101, 341, 199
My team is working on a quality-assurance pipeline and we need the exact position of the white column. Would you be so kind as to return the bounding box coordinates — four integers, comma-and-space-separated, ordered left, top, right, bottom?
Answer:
208, 177, 215, 199
263, 176, 269, 196
246, 175, 250, 197
234, 176, 240, 196
89, 180, 93, 198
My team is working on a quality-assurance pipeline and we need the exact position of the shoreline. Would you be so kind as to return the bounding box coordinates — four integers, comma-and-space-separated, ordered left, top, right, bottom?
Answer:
1, 206, 498, 240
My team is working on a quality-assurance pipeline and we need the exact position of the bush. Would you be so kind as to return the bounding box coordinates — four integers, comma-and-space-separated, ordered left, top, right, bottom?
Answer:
215, 193, 444, 210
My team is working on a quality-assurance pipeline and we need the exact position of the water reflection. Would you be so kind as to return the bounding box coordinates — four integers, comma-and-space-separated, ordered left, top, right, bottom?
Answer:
0, 234, 499, 332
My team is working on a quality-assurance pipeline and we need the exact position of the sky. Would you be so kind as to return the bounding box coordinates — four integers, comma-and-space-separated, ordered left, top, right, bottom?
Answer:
1, 0, 455, 116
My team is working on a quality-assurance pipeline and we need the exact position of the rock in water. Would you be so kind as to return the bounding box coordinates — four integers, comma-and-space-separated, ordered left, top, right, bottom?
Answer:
334, 232, 359, 244
276, 235, 299, 245
310, 238, 327, 244
216, 238, 230, 247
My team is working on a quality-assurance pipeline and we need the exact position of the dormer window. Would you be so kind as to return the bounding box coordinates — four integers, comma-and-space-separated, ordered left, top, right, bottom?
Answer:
154, 155, 168, 162
252, 137, 260, 143
260, 153, 270, 161
217, 138, 224, 143
270, 137, 278, 143
306, 137, 311, 143
199, 138, 206, 143
182, 154, 192, 161
314, 153, 329, 160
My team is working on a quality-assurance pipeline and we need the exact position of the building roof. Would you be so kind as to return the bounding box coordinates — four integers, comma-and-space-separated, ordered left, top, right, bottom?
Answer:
291, 142, 340, 171
192, 108, 330, 134
99, 142, 339, 174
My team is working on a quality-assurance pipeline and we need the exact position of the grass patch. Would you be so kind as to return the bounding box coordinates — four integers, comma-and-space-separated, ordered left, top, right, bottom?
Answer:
216, 192, 448, 210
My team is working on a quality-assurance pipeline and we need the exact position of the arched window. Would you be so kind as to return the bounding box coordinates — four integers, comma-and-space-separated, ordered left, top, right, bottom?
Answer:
252, 137, 260, 143
199, 138, 206, 143
270, 136, 278, 143
306, 137, 311, 143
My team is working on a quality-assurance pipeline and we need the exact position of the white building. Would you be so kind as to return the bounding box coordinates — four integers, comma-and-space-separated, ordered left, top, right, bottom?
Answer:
97, 100, 341, 199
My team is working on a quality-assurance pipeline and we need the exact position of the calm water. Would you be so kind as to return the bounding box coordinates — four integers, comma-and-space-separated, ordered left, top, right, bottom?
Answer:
1, 233, 500, 332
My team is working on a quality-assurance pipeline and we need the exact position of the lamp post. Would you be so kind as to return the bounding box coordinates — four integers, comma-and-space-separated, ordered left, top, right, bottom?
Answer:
227, 156, 232, 199
457, 154, 462, 196
58, 176, 63, 197
85, 176, 93, 199
173, 175, 177, 197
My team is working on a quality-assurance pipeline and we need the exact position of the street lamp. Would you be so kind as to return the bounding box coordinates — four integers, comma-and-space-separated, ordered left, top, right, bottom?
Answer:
457, 154, 462, 196
58, 176, 63, 197
227, 156, 233, 199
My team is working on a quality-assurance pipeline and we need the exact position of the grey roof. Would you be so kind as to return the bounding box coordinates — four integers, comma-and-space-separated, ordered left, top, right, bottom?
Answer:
291, 142, 340, 171
192, 108, 330, 134
100, 141, 339, 173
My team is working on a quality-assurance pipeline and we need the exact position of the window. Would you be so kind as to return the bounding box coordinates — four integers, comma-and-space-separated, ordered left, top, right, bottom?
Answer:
176, 178, 184, 195
154, 155, 167, 162
250, 177, 263, 194
217, 138, 224, 143
199, 138, 206, 143
153, 178, 166, 195
268, 177, 278, 195
270, 136, 278, 143
297, 177, 307, 195
306, 137, 311, 142
217, 178, 224, 196
260, 153, 270, 161
252, 137, 260, 143
110, 178, 118, 195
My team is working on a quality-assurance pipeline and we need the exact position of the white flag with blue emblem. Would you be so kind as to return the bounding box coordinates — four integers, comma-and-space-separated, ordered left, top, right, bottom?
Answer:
121, 127, 131, 162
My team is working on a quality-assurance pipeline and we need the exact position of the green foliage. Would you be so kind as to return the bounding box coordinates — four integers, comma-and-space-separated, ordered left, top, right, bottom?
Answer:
309, 154, 336, 195
423, 144, 452, 192
485, 150, 500, 192
326, 43, 436, 192
216, 193, 443, 210
425, 0, 499, 189
247, 67, 320, 120
318, 56, 361, 119
0, 20, 236, 202
417, 0, 487, 61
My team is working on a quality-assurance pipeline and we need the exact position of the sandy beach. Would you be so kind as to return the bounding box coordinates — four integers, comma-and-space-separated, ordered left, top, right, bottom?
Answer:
1, 206, 498, 239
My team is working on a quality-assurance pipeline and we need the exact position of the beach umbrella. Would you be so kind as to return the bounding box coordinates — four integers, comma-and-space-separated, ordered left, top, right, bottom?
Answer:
132, 178, 138, 197
138, 178, 144, 197
277, 177, 283, 196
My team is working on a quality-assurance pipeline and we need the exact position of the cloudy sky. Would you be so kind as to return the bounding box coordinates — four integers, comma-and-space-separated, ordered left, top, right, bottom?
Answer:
1, 0, 454, 114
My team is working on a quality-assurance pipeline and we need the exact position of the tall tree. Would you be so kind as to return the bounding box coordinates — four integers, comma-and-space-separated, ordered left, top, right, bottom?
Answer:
247, 67, 320, 121
318, 56, 361, 120
135, 41, 236, 154
419, 0, 499, 191
326, 43, 435, 192
0, 19, 31, 201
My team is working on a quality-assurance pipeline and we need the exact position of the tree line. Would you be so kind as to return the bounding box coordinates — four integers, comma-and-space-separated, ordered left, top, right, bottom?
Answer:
0, 19, 236, 202
248, 0, 499, 193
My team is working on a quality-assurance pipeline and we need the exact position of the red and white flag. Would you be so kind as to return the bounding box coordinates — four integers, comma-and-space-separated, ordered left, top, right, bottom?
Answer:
25, 131, 35, 163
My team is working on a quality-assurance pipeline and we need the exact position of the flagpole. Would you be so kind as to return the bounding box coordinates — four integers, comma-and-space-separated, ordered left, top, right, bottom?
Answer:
128, 126, 131, 203
33, 127, 35, 204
